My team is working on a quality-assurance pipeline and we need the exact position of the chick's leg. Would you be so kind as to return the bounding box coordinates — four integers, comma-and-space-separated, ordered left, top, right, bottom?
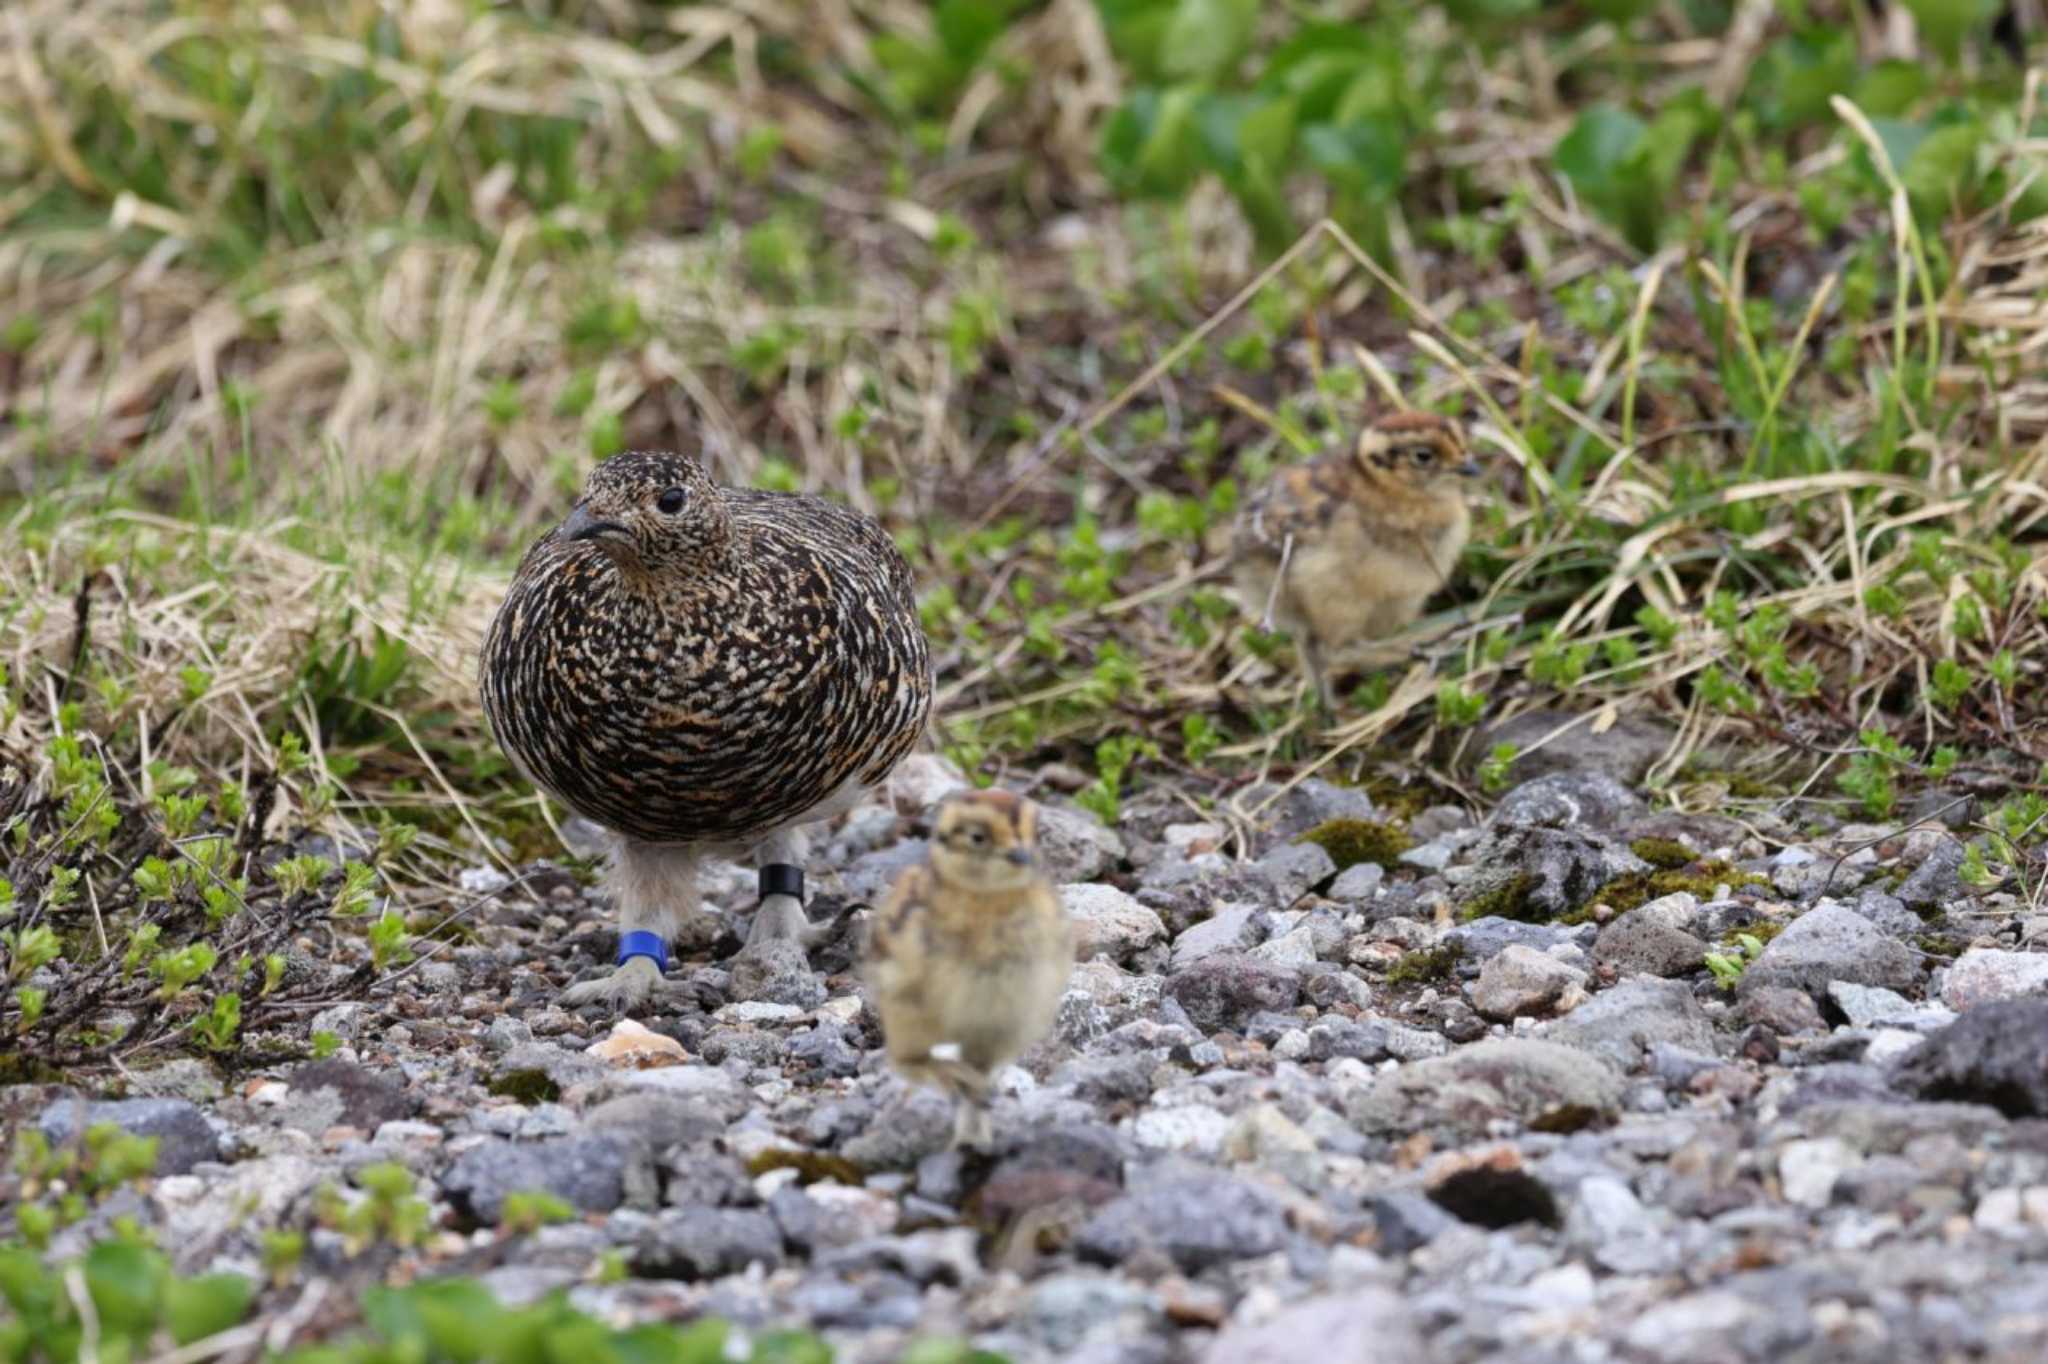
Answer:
1301, 634, 1337, 713
561, 840, 701, 1011
747, 826, 811, 948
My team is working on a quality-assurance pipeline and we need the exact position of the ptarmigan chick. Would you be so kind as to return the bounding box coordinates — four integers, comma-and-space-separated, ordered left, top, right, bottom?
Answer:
481, 450, 932, 1011
1232, 411, 1479, 708
864, 790, 1074, 1150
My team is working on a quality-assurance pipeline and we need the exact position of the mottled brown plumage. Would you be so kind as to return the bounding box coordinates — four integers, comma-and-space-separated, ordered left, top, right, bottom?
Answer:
1232, 411, 1479, 708
482, 450, 932, 1010
864, 790, 1074, 1149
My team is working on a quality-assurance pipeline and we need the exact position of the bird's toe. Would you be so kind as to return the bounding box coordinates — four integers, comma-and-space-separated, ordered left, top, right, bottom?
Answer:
559, 957, 667, 1014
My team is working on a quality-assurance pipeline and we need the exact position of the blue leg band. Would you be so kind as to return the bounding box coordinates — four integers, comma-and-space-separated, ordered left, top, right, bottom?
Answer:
616, 930, 669, 972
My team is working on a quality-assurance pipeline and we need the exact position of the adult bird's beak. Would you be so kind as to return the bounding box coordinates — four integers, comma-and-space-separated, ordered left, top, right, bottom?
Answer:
1455, 458, 1483, 478
1005, 848, 1033, 867
562, 503, 629, 544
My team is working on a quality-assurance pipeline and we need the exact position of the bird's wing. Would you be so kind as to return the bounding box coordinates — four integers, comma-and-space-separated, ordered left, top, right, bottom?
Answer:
1234, 460, 1344, 561
865, 863, 935, 967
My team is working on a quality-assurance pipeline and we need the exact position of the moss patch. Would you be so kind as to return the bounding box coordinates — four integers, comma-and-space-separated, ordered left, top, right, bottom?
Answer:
487, 1069, 560, 1105
1628, 837, 1697, 871
1353, 773, 1434, 821
1915, 933, 1965, 960
1720, 917, 1784, 948
1300, 817, 1414, 872
747, 1149, 867, 1185
1580, 861, 1765, 918
1385, 939, 1466, 985
1457, 872, 1540, 922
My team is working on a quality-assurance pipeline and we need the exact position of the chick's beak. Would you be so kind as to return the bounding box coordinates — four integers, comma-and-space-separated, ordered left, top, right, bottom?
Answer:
562, 503, 629, 544
1005, 848, 1034, 867
1455, 458, 1483, 478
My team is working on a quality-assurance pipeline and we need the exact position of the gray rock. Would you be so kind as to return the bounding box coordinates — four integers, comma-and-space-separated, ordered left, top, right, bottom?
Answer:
1458, 825, 1649, 921
785, 1022, 862, 1078
1201, 1289, 1431, 1364
1259, 779, 1377, 843
123, 1059, 224, 1105
1543, 977, 1714, 1072
582, 1091, 724, 1151
728, 940, 826, 1009
1307, 1018, 1394, 1063
442, 1133, 653, 1223
1075, 1171, 1290, 1272
1036, 803, 1127, 883
1021, 1272, 1163, 1353
1852, 888, 1923, 939
1446, 917, 1581, 963
1897, 839, 1967, 910
483, 1016, 533, 1054
1471, 945, 1586, 1021
1489, 771, 1647, 832
605, 1063, 752, 1120
1256, 841, 1338, 905
1163, 953, 1301, 1033
629, 1206, 784, 1279
1367, 1191, 1459, 1253
1737, 985, 1828, 1036
1566, 1174, 1679, 1275
495, 1042, 606, 1095
1326, 863, 1385, 904
1826, 982, 1925, 1029
1940, 949, 2048, 1009
1170, 903, 1262, 967
1346, 1039, 1624, 1140
1479, 709, 1675, 788
1738, 901, 1923, 1002
1892, 999, 2048, 1118
1593, 906, 1708, 978
839, 839, 928, 904
842, 1086, 955, 1169
37, 1097, 220, 1176
282, 1061, 415, 1132
1064, 883, 1167, 962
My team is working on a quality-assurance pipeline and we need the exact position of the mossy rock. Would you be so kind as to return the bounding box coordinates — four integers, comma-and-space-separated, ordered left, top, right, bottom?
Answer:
1299, 817, 1414, 872
1352, 773, 1434, 821
746, 1149, 867, 1186
487, 1069, 560, 1105
1719, 917, 1785, 948
1628, 837, 1697, 871
1386, 939, 1466, 985
1578, 861, 1766, 919
1915, 933, 1965, 960
1458, 872, 1541, 922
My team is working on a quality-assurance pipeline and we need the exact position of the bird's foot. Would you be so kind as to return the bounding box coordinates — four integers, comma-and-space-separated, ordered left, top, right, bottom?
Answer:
745, 892, 813, 948
560, 955, 691, 1014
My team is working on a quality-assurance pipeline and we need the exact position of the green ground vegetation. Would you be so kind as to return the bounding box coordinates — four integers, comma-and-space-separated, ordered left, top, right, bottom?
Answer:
3, 0, 2047, 1354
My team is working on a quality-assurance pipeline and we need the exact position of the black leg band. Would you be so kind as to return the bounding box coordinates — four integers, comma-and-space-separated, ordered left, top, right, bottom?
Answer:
759, 863, 804, 901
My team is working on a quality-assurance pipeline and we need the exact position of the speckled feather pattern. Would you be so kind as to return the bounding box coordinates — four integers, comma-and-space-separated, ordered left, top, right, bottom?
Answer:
1233, 411, 1471, 565
480, 452, 932, 847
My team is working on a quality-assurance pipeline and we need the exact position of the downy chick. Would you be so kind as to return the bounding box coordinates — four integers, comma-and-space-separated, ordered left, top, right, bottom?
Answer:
863, 790, 1074, 1149
1231, 411, 1479, 708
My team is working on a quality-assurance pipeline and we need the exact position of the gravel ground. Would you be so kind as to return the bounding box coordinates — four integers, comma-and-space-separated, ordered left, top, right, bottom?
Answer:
11, 737, 2048, 1363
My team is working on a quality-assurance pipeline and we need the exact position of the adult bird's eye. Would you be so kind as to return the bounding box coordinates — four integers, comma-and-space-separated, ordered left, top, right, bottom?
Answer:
657, 488, 686, 514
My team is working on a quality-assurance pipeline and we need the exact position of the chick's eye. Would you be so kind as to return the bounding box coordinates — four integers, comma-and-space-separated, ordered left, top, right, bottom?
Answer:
656, 488, 686, 514
967, 828, 988, 846
1411, 447, 1436, 466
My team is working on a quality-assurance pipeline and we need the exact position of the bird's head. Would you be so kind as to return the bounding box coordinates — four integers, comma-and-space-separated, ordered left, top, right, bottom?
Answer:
929, 789, 1042, 893
1350, 412, 1480, 498
559, 451, 729, 574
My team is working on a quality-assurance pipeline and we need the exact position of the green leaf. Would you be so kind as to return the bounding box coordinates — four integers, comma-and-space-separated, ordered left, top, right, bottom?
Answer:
1095, 0, 1178, 79
1899, 0, 2000, 63
1100, 87, 1204, 194
1851, 61, 1928, 117
1900, 118, 1986, 220
164, 1273, 255, 1346
934, 0, 1020, 66
1301, 118, 1405, 196
83, 1241, 166, 1335
1160, 0, 1258, 83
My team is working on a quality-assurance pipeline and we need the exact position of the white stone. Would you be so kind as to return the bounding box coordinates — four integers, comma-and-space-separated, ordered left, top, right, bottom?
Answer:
1063, 883, 1167, 961
1132, 1104, 1232, 1156
1940, 949, 2048, 1009
1779, 1137, 1858, 1208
